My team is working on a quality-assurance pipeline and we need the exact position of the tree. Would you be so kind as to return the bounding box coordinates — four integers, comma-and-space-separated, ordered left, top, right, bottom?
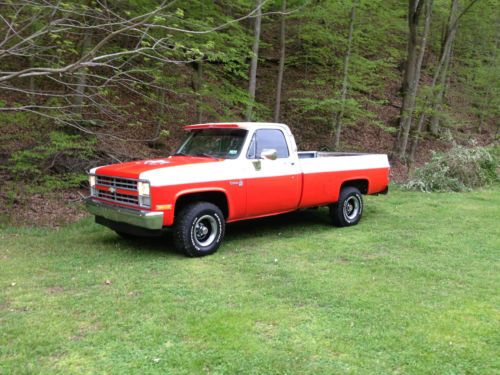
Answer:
409, 0, 481, 161
428, 0, 459, 134
273, 0, 287, 123
0, 1, 265, 138
332, 0, 358, 150
246, 0, 263, 121
394, 0, 427, 159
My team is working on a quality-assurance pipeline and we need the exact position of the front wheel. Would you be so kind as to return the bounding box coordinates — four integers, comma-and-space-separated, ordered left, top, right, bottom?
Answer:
330, 187, 364, 227
173, 202, 225, 257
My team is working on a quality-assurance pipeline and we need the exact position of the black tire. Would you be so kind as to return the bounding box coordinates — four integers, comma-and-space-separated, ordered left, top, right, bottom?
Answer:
173, 202, 225, 257
330, 186, 364, 227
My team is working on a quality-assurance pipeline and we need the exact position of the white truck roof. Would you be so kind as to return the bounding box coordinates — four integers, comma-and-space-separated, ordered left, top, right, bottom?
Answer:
184, 122, 291, 132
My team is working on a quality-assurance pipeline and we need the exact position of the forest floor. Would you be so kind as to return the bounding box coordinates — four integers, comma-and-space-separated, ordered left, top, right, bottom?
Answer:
1, 187, 499, 374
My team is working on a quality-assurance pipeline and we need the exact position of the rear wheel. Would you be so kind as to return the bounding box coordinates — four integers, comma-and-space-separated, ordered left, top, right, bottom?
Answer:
330, 186, 364, 227
173, 202, 225, 257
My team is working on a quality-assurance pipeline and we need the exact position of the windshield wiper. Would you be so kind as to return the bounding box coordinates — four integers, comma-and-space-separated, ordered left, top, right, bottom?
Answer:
172, 152, 219, 159
195, 153, 218, 159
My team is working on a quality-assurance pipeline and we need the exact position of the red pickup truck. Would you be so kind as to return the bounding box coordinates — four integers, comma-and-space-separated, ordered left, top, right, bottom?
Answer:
86, 122, 389, 256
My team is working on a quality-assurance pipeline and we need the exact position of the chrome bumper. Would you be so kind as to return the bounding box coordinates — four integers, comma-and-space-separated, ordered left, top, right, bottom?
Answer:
86, 199, 164, 230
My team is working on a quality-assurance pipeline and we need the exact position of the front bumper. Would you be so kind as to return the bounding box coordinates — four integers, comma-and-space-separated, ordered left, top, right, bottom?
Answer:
85, 199, 164, 230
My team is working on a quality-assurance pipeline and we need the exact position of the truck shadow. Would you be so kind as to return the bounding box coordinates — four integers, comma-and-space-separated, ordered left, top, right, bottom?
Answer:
224, 208, 331, 241
103, 208, 332, 257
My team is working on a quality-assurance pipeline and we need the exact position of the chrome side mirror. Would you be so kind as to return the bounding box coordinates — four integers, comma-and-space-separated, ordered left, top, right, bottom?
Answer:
260, 149, 277, 160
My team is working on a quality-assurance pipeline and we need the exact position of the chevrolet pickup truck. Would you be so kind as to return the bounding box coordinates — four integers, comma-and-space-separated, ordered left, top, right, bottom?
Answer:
86, 122, 390, 256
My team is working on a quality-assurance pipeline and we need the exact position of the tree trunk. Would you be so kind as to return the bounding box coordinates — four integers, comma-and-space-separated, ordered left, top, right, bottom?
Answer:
429, 0, 459, 135
332, 0, 358, 151
195, 60, 204, 123
409, 0, 479, 159
246, 0, 263, 121
29, 54, 36, 105
478, 25, 499, 133
152, 64, 168, 148
273, 0, 286, 123
405, 0, 433, 164
478, 110, 484, 133
394, 0, 425, 159
73, 30, 92, 115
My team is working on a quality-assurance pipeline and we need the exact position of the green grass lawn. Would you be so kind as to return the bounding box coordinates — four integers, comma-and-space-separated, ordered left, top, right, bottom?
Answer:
1, 187, 499, 374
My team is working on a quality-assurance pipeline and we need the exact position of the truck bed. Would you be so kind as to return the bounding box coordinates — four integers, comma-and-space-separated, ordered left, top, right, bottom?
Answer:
298, 151, 368, 158
296, 151, 390, 208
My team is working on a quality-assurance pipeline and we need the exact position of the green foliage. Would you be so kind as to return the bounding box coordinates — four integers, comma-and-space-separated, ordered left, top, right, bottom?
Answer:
404, 144, 498, 192
0, 0, 498, 181
9, 131, 96, 192
286, 0, 407, 147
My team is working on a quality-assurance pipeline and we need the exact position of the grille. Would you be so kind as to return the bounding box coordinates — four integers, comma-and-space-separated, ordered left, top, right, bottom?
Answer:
94, 175, 140, 207
96, 189, 139, 205
96, 175, 138, 191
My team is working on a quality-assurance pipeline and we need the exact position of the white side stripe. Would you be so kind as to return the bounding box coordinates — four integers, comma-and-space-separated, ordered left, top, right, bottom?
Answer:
140, 154, 389, 187
299, 154, 389, 174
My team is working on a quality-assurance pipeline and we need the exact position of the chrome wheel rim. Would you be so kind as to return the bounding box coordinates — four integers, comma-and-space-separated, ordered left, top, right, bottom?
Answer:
193, 215, 218, 247
344, 196, 360, 221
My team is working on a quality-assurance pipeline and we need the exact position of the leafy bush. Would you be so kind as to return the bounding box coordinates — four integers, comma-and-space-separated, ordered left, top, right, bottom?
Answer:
9, 131, 96, 193
404, 144, 498, 192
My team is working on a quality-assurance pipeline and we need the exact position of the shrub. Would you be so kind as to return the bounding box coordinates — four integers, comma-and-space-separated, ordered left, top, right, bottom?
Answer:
8, 131, 97, 193
404, 144, 498, 192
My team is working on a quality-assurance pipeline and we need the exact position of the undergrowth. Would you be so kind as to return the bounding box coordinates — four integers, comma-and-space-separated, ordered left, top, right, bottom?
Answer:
8, 131, 96, 193
404, 143, 498, 192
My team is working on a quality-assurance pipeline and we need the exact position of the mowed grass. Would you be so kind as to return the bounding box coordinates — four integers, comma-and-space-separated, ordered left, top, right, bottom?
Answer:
1, 187, 499, 374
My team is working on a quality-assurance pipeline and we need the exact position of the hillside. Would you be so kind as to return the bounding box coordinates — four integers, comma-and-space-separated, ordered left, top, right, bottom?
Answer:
0, 0, 498, 224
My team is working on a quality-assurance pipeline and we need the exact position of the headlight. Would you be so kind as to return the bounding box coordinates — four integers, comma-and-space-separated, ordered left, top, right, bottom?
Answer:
138, 181, 150, 196
138, 181, 151, 208
89, 175, 96, 196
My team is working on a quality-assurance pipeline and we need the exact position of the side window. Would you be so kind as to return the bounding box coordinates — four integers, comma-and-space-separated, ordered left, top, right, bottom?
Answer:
247, 129, 290, 159
247, 134, 257, 159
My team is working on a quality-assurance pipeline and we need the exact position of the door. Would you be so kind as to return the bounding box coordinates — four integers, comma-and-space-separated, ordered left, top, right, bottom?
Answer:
245, 129, 301, 217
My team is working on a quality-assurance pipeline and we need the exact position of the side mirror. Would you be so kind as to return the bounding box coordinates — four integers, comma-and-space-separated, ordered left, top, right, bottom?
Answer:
260, 149, 278, 160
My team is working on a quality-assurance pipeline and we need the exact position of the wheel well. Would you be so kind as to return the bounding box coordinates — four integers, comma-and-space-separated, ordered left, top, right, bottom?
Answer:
175, 191, 229, 219
341, 179, 369, 194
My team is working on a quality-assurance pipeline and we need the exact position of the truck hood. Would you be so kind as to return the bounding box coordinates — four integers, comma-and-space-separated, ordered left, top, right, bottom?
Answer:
93, 156, 222, 179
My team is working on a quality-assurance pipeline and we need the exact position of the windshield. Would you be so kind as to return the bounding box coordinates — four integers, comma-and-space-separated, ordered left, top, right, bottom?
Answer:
175, 128, 248, 159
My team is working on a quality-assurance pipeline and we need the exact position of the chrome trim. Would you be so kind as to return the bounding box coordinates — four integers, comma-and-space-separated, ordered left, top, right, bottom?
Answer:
95, 175, 139, 191
260, 148, 278, 160
96, 190, 139, 206
193, 214, 218, 247
88, 173, 151, 209
86, 199, 163, 230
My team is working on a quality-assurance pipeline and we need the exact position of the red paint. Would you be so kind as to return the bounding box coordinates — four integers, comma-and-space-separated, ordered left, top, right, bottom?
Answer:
300, 168, 389, 207
95, 186, 139, 196
95, 156, 221, 179
92, 166, 389, 227
245, 173, 301, 217
184, 123, 240, 130
147, 167, 388, 226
